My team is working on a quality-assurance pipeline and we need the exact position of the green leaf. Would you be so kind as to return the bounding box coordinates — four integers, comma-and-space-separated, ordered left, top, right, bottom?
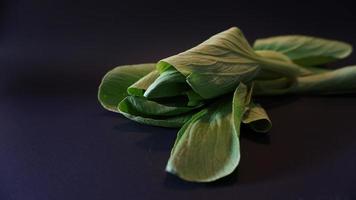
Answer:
158, 27, 261, 99
144, 67, 189, 98
98, 63, 193, 128
98, 63, 156, 112
119, 111, 193, 128
158, 27, 259, 76
253, 77, 292, 96
166, 83, 250, 182
186, 68, 258, 99
232, 83, 253, 136
157, 27, 307, 99
118, 96, 202, 117
243, 103, 272, 133
127, 70, 160, 96
166, 100, 238, 182
253, 35, 353, 66
185, 90, 204, 107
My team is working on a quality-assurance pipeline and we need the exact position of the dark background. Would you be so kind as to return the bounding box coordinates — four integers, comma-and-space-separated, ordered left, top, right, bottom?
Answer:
1, 0, 356, 199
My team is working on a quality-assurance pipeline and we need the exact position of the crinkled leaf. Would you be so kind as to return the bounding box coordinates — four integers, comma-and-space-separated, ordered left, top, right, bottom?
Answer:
158, 27, 258, 75
157, 27, 306, 99
98, 63, 156, 112
253, 35, 353, 66
158, 27, 260, 99
243, 103, 272, 133
166, 83, 250, 182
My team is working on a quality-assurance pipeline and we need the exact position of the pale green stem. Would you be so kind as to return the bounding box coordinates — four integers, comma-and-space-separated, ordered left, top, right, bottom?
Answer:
253, 66, 356, 96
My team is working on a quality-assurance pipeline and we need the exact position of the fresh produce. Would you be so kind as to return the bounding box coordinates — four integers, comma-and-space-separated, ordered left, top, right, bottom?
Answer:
98, 27, 355, 182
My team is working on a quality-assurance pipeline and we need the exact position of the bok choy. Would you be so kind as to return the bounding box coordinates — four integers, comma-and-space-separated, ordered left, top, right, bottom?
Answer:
98, 27, 355, 182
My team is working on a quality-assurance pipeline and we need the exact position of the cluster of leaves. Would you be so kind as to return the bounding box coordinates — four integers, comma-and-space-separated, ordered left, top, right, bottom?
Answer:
98, 27, 355, 182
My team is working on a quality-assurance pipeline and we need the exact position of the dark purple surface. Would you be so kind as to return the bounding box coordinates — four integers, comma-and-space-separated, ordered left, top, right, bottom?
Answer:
1, 1, 356, 199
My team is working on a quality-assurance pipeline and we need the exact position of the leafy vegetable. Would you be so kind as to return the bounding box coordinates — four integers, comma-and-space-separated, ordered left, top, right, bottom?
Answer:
98, 26, 356, 183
